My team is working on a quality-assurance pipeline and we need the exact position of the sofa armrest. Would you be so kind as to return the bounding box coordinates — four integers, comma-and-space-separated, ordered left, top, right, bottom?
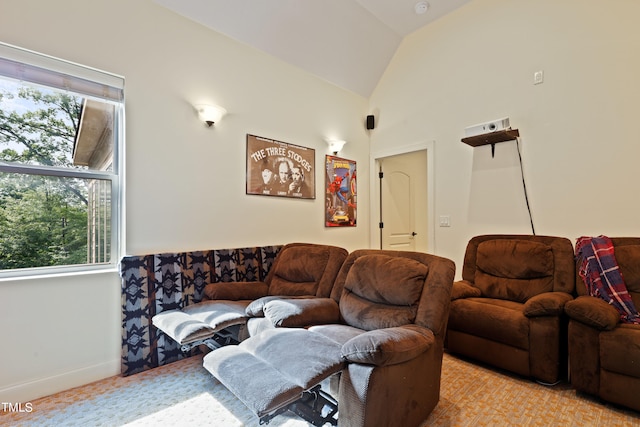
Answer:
260, 297, 340, 327
523, 291, 574, 317
246, 295, 284, 317
246, 295, 326, 317
565, 295, 620, 331
341, 324, 434, 367
203, 281, 268, 301
451, 280, 482, 300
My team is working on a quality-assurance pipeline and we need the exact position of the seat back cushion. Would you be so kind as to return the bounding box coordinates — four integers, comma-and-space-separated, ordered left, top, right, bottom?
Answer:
267, 245, 330, 296
610, 243, 640, 308
340, 254, 428, 331
475, 239, 554, 303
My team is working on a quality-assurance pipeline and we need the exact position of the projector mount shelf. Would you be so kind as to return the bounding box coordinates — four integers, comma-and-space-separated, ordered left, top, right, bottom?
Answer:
461, 128, 520, 157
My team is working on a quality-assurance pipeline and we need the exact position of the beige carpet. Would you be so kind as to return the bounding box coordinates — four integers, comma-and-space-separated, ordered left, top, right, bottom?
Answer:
3, 352, 639, 427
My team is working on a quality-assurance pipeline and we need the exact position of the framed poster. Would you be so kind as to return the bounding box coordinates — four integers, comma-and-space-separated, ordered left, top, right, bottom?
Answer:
246, 134, 315, 199
325, 155, 357, 227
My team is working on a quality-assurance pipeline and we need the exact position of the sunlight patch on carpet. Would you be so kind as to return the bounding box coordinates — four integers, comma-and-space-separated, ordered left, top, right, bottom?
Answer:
123, 393, 244, 427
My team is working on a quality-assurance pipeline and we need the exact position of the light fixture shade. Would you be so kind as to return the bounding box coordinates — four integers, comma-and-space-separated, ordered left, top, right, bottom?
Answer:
195, 104, 227, 126
326, 139, 347, 154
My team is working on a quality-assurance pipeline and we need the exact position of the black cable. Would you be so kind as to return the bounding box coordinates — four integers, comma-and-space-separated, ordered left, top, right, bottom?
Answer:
515, 137, 535, 235
379, 164, 383, 249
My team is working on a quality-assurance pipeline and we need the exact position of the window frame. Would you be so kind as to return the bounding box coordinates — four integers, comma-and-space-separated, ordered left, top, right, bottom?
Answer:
0, 42, 124, 279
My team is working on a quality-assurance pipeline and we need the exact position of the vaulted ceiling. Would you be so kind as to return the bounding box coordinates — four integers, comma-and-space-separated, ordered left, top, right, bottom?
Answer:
154, 0, 472, 97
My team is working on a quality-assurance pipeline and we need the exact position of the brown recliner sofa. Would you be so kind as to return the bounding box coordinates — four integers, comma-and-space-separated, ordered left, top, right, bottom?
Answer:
203, 249, 456, 427
152, 242, 348, 351
565, 237, 640, 412
446, 234, 575, 384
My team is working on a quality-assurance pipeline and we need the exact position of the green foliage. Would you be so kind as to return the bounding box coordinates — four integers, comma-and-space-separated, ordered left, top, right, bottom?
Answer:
0, 87, 81, 167
0, 84, 89, 269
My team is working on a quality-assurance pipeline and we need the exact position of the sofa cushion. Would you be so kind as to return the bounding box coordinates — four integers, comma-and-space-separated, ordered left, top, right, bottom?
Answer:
475, 240, 554, 302
613, 245, 640, 307
340, 254, 427, 331
448, 298, 530, 349
268, 245, 329, 296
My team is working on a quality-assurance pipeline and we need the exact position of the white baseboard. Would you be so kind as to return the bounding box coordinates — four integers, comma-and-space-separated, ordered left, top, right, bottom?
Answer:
0, 358, 121, 403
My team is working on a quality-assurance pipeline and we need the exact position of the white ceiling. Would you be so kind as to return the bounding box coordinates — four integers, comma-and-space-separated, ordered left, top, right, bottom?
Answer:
154, 0, 471, 98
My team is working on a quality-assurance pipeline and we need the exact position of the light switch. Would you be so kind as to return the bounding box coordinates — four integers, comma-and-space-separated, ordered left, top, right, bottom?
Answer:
439, 215, 451, 227
533, 70, 544, 85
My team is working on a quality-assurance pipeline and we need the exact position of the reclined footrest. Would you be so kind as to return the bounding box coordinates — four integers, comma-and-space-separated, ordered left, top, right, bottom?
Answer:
152, 300, 250, 349
203, 328, 344, 421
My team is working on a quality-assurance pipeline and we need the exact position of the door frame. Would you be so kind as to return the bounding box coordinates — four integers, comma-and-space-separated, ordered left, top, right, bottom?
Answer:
369, 141, 435, 252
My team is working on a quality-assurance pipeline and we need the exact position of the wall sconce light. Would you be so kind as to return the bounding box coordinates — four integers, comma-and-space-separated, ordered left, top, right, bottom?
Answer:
195, 104, 227, 127
326, 139, 347, 155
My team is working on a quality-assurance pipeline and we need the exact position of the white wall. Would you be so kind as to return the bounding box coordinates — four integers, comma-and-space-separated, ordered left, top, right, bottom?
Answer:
0, 272, 121, 403
0, 0, 370, 402
369, 0, 640, 276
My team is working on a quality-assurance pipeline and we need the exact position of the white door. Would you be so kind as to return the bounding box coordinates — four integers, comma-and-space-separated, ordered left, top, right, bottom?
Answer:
379, 150, 428, 252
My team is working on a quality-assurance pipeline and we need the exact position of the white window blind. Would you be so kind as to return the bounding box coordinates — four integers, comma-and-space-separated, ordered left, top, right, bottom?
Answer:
0, 42, 123, 102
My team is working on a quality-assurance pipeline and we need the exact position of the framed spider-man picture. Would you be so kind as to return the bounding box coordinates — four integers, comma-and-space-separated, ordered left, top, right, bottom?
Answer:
325, 155, 356, 227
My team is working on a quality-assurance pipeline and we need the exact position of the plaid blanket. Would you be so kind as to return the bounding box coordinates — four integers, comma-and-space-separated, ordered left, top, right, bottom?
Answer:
576, 236, 640, 324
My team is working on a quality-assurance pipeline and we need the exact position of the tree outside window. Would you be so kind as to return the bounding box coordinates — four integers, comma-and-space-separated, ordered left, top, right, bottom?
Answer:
0, 44, 123, 275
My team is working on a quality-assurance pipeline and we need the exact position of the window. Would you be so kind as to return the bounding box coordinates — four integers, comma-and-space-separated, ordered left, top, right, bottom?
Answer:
0, 43, 124, 277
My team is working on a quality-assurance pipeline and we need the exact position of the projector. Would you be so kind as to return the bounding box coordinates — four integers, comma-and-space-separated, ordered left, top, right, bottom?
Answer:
464, 117, 510, 137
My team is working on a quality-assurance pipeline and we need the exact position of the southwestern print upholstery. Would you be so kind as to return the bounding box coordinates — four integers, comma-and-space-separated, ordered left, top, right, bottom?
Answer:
120, 245, 282, 376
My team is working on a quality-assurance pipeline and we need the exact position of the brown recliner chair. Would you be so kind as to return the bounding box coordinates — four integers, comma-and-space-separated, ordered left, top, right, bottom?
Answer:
565, 237, 640, 412
203, 249, 456, 427
152, 242, 348, 351
446, 234, 575, 384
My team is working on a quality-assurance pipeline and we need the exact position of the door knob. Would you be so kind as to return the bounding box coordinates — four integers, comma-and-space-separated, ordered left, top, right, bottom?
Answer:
411, 232, 417, 236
